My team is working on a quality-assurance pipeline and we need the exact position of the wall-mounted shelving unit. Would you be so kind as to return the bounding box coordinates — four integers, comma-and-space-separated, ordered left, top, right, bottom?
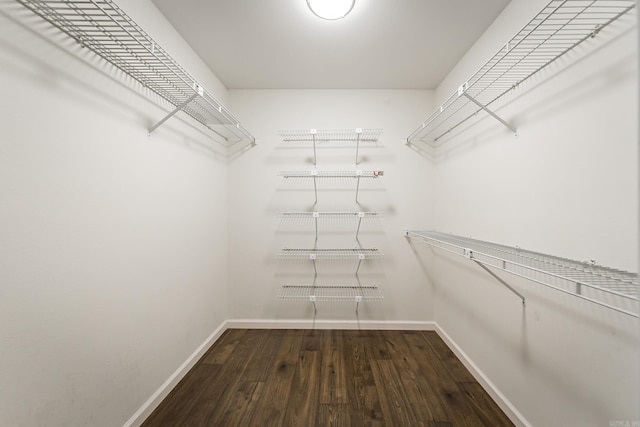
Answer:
279, 211, 380, 240
278, 170, 384, 203
276, 126, 385, 313
405, 230, 638, 317
17, 0, 255, 150
406, 0, 636, 147
278, 128, 383, 165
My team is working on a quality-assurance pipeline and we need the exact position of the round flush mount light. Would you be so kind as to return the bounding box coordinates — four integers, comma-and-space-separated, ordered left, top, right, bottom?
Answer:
307, 0, 356, 20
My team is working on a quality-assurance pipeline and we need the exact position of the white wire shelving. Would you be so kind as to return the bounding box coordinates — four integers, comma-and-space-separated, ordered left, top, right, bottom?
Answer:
17, 0, 255, 150
277, 248, 382, 272
279, 211, 380, 240
406, 230, 638, 317
278, 170, 384, 203
278, 128, 383, 165
406, 0, 636, 147
279, 285, 383, 313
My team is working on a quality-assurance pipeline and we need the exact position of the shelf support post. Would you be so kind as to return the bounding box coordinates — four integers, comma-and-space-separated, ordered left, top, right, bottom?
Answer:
313, 212, 319, 242
355, 254, 365, 276
148, 84, 203, 135
458, 83, 517, 136
355, 128, 362, 165
311, 129, 317, 166
355, 171, 362, 203
355, 212, 364, 240
311, 171, 318, 204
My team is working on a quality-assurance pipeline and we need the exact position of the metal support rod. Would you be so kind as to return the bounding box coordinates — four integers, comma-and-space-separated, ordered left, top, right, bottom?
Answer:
312, 131, 317, 166
473, 260, 526, 305
356, 216, 363, 240
355, 131, 361, 165
355, 255, 364, 276
461, 92, 517, 135
355, 175, 361, 203
314, 216, 318, 241
313, 175, 318, 204
148, 91, 199, 134
576, 282, 582, 295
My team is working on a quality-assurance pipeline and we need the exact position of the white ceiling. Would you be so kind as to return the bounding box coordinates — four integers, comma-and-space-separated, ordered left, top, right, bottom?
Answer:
150, 0, 511, 90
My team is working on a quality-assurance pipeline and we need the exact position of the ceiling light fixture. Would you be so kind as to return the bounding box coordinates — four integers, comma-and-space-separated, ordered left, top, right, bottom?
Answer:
307, 0, 356, 20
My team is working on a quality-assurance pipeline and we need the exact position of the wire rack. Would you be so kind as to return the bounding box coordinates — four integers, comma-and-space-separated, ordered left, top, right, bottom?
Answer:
277, 248, 383, 260
279, 128, 383, 165
406, 0, 636, 146
407, 230, 638, 317
278, 170, 384, 203
278, 285, 384, 302
278, 128, 383, 144
279, 211, 380, 219
279, 170, 384, 178
280, 211, 380, 239
17, 0, 255, 148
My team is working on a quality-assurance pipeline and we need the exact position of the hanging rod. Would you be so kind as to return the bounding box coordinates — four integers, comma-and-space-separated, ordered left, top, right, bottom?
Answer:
405, 230, 638, 317
17, 0, 256, 149
278, 128, 383, 165
406, 0, 636, 147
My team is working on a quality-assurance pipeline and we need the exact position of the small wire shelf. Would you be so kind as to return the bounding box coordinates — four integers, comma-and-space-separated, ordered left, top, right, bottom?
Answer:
279, 211, 381, 240
278, 170, 384, 203
278, 128, 383, 165
407, 230, 638, 317
279, 211, 380, 218
277, 248, 382, 260
279, 170, 384, 178
278, 285, 384, 302
278, 128, 383, 144
17, 0, 255, 149
406, 0, 636, 147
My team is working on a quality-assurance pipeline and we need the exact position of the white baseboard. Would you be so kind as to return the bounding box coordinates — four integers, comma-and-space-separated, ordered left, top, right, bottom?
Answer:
433, 324, 532, 427
122, 321, 228, 427
225, 318, 436, 330
124, 319, 528, 427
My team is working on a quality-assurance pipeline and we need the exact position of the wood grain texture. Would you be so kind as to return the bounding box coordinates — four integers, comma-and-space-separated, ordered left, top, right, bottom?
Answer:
142, 329, 514, 427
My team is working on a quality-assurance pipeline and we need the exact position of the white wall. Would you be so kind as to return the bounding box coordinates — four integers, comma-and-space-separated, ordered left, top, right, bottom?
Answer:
226, 89, 436, 323
0, 0, 231, 425
421, 0, 639, 425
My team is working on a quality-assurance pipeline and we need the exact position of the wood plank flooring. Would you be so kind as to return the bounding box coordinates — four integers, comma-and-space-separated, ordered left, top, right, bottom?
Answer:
142, 329, 514, 427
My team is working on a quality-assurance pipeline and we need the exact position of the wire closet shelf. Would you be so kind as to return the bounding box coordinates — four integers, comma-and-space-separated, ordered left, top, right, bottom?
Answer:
406, 0, 636, 147
279, 128, 383, 165
406, 231, 638, 317
17, 0, 255, 148
278, 285, 384, 302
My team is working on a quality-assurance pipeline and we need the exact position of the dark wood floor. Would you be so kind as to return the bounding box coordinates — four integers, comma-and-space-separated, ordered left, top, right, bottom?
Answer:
142, 329, 514, 427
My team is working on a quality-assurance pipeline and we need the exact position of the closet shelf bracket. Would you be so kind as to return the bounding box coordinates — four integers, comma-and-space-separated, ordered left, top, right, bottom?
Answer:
148, 84, 203, 135
458, 83, 517, 137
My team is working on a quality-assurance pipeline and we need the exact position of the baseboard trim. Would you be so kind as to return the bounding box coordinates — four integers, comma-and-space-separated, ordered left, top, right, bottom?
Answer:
122, 321, 228, 427
225, 318, 437, 330
433, 324, 532, 427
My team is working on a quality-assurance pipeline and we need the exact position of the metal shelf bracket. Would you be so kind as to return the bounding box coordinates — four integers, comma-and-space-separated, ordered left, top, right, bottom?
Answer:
149, 83, 204, 135
457, 83, 518, 136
